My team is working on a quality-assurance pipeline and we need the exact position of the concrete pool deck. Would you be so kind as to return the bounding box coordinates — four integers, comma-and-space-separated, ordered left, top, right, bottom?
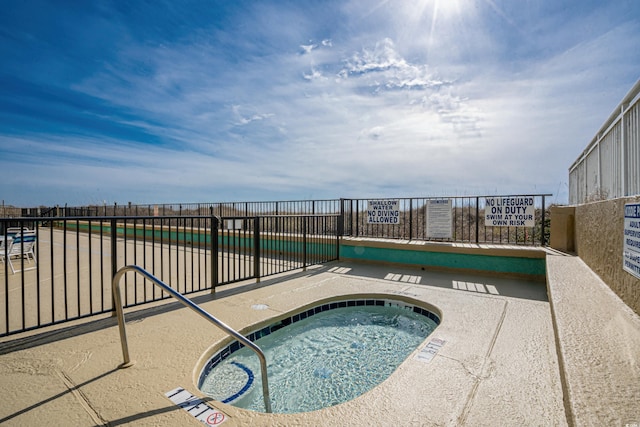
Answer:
0, 254, 638, 426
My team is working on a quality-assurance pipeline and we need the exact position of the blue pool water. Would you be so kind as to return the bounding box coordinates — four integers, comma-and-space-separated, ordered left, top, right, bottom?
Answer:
198, 299, 439, 413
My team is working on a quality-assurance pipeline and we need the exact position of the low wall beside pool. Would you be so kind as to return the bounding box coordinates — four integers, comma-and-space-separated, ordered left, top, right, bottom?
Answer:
53, 220, 547, 281
340, 238, 547, 280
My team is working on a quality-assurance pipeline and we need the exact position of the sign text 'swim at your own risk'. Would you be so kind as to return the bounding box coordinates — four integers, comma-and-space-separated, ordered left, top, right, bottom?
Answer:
367, 200, 400, 224
484, 197, 535, 227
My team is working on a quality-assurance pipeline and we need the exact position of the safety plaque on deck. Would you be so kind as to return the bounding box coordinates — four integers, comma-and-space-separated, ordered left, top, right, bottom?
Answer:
623, 203, 640, 280
166, 387, 227, 425
415, 338, 446, 363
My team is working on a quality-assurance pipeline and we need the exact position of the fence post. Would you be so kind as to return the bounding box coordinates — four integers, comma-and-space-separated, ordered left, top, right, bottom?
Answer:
111, 218, 118, 278
336, 214, 341, 260
338, 198, 345, 237
475, 197, 480, 244
541, 195, 547, 246
111, 218, 118, 312
211, 211, 219, 295
409, 199, 413, 241
254, 217, 261, 283
355, 200, 360, 238
303, 216, 308, 270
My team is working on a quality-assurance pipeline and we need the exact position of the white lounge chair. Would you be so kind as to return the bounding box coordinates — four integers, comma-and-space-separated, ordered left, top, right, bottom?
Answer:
6, 227, 31, 237
0, 231, 37, 274
0, 236, 9, 253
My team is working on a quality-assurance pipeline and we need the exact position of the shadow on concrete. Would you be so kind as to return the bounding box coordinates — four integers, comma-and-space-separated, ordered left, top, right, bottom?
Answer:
0, 364, 209, 426
0, 266, 330, 354
0, 260, 548, 355
320, 260, 549, 303
0, 368, 119, 425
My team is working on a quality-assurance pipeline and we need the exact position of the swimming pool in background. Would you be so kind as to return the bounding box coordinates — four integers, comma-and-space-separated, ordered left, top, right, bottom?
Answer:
198, 298, 440, 413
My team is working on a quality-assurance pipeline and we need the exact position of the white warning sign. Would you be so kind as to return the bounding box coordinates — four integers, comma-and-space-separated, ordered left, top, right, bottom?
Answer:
367, 199, 400, 224
426, 199, 452, 239
623, 203, 640, 279
165, 387, 227, 425
484, 196, 535, 227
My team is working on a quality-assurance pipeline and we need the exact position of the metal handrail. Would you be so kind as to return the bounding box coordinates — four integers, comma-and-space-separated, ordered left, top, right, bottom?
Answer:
112, 265, 272, 413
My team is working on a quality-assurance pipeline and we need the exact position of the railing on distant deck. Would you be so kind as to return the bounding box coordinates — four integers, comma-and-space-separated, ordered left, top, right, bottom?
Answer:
41, 199, 343, 218
569, 79, 640, 204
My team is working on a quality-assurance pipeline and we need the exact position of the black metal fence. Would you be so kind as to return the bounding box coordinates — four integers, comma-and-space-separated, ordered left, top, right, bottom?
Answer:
1, 193, 551, 336
40, 199, 343, 218
1, 214, 339, 337
341, 195, 551, 245
35, 194, 551, 246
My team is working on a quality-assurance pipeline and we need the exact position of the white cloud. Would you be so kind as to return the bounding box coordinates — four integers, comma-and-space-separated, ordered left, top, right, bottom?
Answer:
303, 68, 324, 81
300, 44, 317, 54
2, 0, 639, 206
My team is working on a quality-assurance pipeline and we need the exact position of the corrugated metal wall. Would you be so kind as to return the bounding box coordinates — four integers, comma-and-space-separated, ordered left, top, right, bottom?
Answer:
569, 79, 640, 204
627, 101, 640, 196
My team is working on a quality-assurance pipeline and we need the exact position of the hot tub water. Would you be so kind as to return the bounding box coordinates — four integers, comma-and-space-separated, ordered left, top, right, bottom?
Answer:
199, 299, 439, 413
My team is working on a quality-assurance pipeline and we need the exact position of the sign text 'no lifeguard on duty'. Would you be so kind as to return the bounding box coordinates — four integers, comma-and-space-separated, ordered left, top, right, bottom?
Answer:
484, 196, 535, 227
367, 199, 400, 224
623, 203, 640, 280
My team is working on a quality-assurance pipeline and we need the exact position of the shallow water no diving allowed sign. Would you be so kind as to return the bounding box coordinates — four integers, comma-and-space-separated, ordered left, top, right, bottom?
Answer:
367, 199, 400, 224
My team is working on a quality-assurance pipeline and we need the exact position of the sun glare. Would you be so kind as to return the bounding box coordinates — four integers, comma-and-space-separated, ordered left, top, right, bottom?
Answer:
423, 0, 466, 55
430, 0, 464, 19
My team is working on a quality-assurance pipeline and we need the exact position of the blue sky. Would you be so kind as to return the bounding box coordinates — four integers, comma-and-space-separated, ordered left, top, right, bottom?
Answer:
1, 0, 639, 207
